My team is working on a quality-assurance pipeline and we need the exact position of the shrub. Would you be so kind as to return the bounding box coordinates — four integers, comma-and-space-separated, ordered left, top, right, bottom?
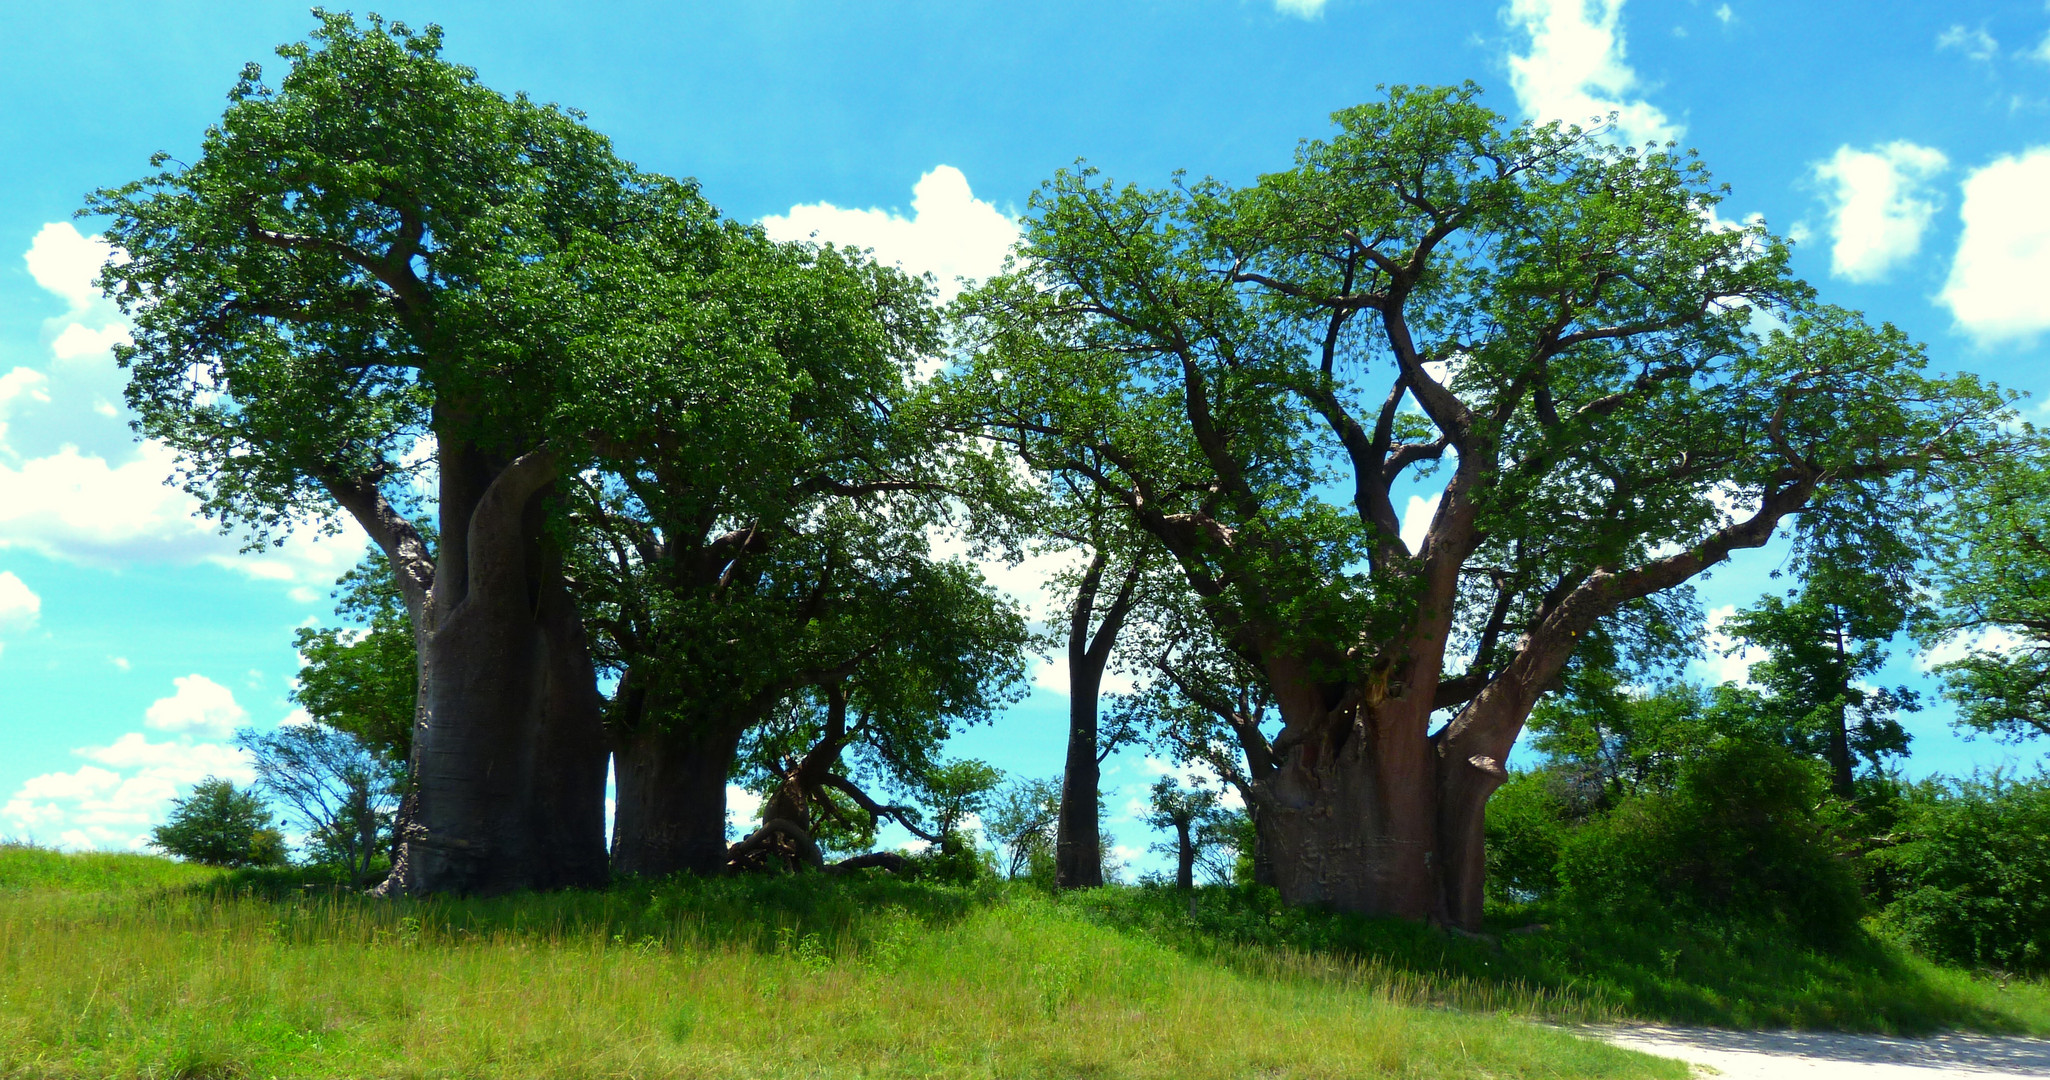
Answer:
1872, 771, 2050, 972
1483, 770, 1572, 905
907, 830, 995, 885
148, 778, 289, 868
1556, 738, 1863, 947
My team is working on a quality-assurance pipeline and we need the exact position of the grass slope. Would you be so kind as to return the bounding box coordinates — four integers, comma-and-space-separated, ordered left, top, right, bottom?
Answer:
2, 849, 2041, 1078
0, 844, 220, 894
1071, 886, 2050, 1035
0, 856, 1675, 1080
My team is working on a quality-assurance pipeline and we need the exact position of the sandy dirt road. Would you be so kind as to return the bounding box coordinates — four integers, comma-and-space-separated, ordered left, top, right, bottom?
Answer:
1583, 1025, 2050, 1078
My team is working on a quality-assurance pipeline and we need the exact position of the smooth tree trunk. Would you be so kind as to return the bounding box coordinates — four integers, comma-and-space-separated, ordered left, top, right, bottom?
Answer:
1174, 823, 1195, 890
611, 719, 745, 878
341, 441, 612, 896
1055, 698, 1105, 889
1055, 550, 1141, 891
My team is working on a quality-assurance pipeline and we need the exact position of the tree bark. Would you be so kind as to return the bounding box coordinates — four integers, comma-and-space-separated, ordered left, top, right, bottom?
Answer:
611, 720, 744, 878
1252, 696, 1443, 918
351, 444, 611, 897
1055, 698, 1105, 889
1056, 550, 1140, 890
1174, 823, 1195, 890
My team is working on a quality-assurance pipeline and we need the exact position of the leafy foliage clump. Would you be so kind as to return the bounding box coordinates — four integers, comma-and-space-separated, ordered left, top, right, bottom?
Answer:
1556, 739, 1863, 948
1870, 772, 2050, 973
148, 778, 289, 869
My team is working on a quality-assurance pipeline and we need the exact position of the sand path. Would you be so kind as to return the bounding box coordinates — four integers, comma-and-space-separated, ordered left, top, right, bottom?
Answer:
1584, 1025, 2050, 1078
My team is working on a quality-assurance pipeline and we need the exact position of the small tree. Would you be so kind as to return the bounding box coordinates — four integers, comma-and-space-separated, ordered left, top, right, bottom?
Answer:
1147, 777, 1225, 890
237, 724, 402, 887
1924, 453, 2050, 744
922, 759, 1003, 838
149, 778, 287, 868
985, 776, 1063, 880
293, 552, 417, 764
1719, 574, 1918, 798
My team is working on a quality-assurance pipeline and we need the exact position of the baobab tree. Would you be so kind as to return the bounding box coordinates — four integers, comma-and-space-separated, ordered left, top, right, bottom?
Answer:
944, 83, 2014, 928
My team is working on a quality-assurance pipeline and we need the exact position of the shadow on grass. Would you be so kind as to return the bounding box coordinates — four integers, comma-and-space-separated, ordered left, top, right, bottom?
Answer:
1061, 883, 2032, 1035
178, 864, 998, 959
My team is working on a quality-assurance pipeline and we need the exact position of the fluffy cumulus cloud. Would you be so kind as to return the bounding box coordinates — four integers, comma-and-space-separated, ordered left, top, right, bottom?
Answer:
1812, 141, 1949, 283
1031, 650, 1139, 698
758, 166, 1019, 305
2, 675, 258, 850
1274, 0, 1326, 17
0, 442, 220, 565
1504, 0, 1682, 148
1940, 147, 2050, 344
0, 571, 39, 631
143, 674, 249, 739
24, 222, 117, 312
1400, 492, 1442, 556
1917, 626, 2029, 672
1701, 604, 1765, 687
0, 225, 366, 590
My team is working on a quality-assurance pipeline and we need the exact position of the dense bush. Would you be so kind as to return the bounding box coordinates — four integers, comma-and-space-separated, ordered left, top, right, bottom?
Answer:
148, 778, 289, 869
1482, 771, 1572, 905
906, 830, 997, 885
1556, 738, 1863, 947
1872, 771, 2050, 972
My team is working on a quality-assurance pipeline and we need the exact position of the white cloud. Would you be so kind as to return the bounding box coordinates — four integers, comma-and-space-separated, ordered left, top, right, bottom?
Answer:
0, 571, 39, 632
0, 368, 51, 412
1713, 3, 1732, 25
1505, 0, 1683, 148
1275, 0, 1326, 17
1918, 626, 2029, 671
49, 323, 131, 363
0, 442, 217, 564
930, 524, 1089, 626
759, 166, 1019, 305
1701, 604, 1766, 686
1401, 492, 1442, 555
109, 655, 131, 671
1937, 24, 1999, 61
80, 731, 252, 778
0, 367, 52, 450
23, 222, 115, 312
0, 440, 364, 583
1812, 141, 1948, 283
726, 783, 764, 835
1941, 146, 2050, 344
2034, 31, 2050, 65
143, 674, 248, 739
1032, 650, 1139, 698
1, 675, 265, 851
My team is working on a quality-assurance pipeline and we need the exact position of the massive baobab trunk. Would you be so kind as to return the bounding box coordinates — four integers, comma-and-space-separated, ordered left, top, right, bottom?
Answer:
346, 446, 612, 896
610, 718, 744, 878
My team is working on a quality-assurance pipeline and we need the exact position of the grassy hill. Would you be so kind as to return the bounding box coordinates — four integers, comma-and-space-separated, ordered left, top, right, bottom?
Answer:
0, 846, 2038, 1079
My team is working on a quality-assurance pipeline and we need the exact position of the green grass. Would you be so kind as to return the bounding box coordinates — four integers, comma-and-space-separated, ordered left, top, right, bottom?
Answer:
0, 849, 1680, 1080
0, 843, 222, 894
1067, 885, 2050, 1035
4, 848, 2042, 1078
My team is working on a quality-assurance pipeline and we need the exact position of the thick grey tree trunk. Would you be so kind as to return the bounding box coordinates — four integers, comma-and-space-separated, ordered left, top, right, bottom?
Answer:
360, 443, 611, 896
610, 720, 744, 878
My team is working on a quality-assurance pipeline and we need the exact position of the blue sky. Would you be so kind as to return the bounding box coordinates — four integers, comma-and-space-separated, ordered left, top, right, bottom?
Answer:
2, 0, 2047, 870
